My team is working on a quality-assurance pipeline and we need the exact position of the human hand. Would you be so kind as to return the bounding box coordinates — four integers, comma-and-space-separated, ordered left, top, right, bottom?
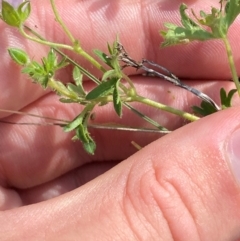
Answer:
1, 0, 240, 240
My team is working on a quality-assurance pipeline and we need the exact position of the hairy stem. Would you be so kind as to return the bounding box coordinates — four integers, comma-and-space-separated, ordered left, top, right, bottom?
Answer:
48, 78, 79, 100
223, 37, 240, 96
19, 25, 74, 50
133, 95, 199, 122
49, 0, 75, 44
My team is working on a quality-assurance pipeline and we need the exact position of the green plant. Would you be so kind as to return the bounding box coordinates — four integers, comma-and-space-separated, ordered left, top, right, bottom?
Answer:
0, 0, 239, 154
161, 0, 240, 114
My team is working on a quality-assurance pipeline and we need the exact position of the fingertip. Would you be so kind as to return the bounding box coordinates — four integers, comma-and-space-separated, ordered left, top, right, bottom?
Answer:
114, 106, 240, 240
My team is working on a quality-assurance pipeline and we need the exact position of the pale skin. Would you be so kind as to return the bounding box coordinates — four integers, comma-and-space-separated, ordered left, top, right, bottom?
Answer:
1, 0, 240, 240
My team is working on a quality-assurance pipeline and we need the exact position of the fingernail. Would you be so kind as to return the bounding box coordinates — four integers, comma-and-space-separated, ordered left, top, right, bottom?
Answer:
227, 128, 240, 185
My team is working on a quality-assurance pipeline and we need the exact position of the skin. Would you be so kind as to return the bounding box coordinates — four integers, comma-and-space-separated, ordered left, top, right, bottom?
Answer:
0, 0, 240, 240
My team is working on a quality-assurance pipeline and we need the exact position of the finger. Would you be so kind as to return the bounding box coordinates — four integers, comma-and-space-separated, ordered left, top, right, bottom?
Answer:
18, 161, 119, 206
0, 161, 118, 210
2, 106, 240, 240
0, 77, 239, 189
1, 0, 239, 112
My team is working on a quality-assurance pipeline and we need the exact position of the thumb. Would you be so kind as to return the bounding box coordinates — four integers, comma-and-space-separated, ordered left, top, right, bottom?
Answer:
2, 108, 240, 240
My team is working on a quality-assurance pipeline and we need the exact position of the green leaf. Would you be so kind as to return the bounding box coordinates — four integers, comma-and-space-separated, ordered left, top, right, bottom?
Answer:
224, 0, 240, 28
93, 49, 113, 68
67, 83, 85, 97
72, 66, 82, 85
75, 124, 96, 155
47, 49, 57, 68
161, 25, 214, 47
41, 49, 57, 76
102, 69, 116, 81
64, 113, 83, 132
160, 2, 231, 47
74, 124, 89, 143
180, 3, 199, 29
85, 78, 117, 100
18, 49, 69, 89
220, 87, 237, 109
192, 100, 218, 116
195, 7, 226, 37
56, 56, 69, 69
113, 79, 122, 117
1, 1, 21, 27
64, 105, 92, 132
83, 140, 96, 155
17, 1, 31, 23
72, 66, 85, 95
8, 48, 30, 65
22, 61, 42, 76
22, 61, 49, 88
63, 105, 96, 154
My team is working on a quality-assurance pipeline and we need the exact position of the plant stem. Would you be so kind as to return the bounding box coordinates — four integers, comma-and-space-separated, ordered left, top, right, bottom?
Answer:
133, 95, 199, 122
50, 0, 75, 44
48, 78, 79, 100
23, 24, 101, 85
222, 37, 240, 96
22, 25, 169, 132
74, 47, 107, 73
19, 25, 74, 50
123, 102, 169, 131
49, 0, 106, 73
21, 26, 105, 73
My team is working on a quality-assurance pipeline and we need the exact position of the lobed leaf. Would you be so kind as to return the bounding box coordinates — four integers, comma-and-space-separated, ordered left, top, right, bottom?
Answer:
220, 87, 237, 108
180, 3, 199, 29
224, 0, 240, 28
192, 100, 218, 116
160, 1, 236, 47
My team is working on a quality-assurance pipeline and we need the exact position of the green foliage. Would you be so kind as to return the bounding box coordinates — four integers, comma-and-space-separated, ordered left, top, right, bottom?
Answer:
94, 38, 122, 76
17, 1, 31, 23
160, 0, 240, 47
86, 78, 118, 100
192, 101, 218, 116
193, 87, 237, 116
223, 0, 240, 28
6, 0, 240, 155
113, 79, 122, 117
74, 124, 96, 154
21, 49, 68, 88
63, 105, 96, 154
220, 87, 237, 109
67, 83, 85, 97
72, 66, 85, 95
94, 49, 114, 69
85, 76, 123, 117
8, 48, 30, 65
92, 39, 124, 117
1, 0, 30, 27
